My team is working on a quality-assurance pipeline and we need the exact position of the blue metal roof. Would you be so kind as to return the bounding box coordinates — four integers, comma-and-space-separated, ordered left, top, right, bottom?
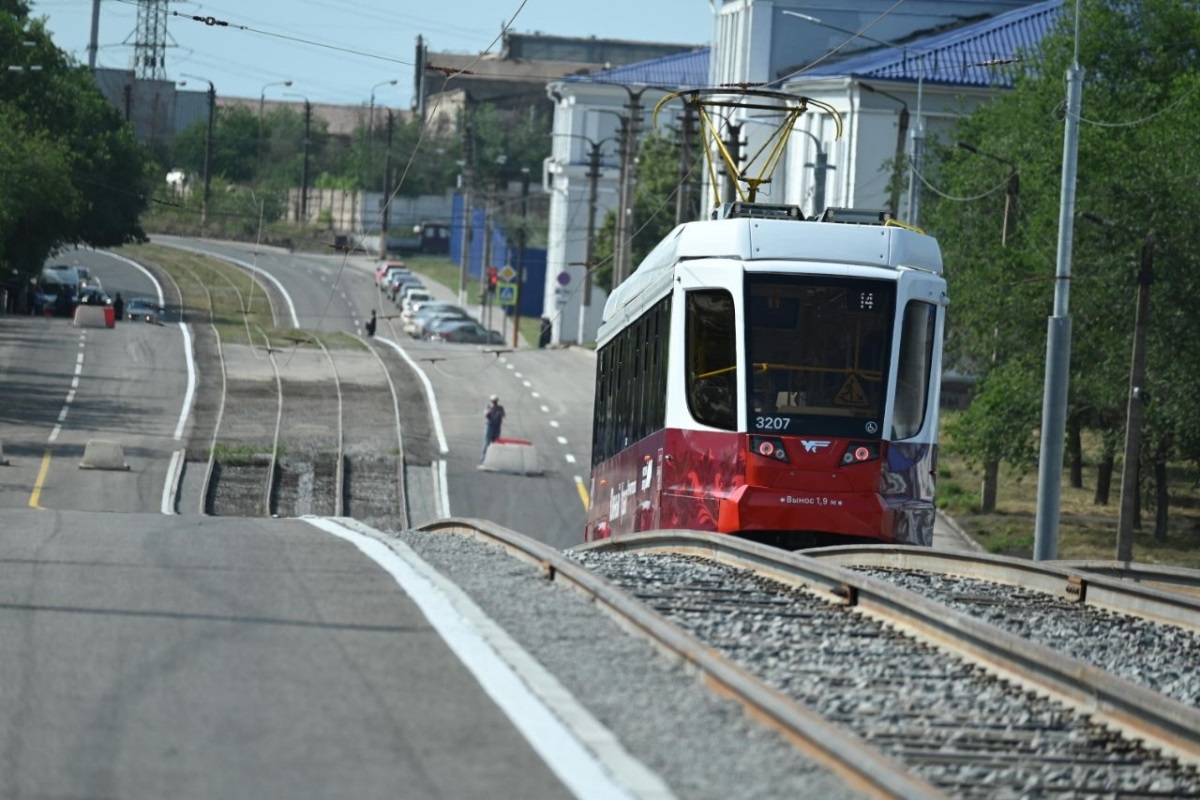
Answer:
565, 47, 711, 89
799, 0, 1061, 89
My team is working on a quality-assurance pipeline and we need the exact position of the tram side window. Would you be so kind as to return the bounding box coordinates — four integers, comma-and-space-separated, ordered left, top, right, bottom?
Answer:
591, 296, 673, 465
893, 301, 937, 439
686, 290, 737, 430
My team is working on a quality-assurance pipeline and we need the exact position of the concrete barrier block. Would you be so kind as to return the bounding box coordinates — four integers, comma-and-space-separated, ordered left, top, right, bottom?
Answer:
79, 439, 130, 470
73, 305, 114, 329
481, 438, 543, 476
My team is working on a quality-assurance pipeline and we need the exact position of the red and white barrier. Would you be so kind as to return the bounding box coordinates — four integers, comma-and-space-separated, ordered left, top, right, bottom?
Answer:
481, 437, 543, 476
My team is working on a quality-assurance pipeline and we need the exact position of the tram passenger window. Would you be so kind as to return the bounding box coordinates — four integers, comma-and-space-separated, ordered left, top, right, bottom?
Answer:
893, 301, 937, 439
686, 290, 737, 430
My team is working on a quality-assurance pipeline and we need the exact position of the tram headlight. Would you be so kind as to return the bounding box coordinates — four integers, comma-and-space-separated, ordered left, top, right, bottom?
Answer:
749, 435, 789, 463
840, 442, 880, 465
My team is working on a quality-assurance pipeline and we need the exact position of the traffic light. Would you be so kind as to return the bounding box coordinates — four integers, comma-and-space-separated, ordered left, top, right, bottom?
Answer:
487, 266, 498, 294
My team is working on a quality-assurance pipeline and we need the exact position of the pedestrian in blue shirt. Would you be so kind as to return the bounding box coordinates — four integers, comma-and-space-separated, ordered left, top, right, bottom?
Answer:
482, 394, 505, 462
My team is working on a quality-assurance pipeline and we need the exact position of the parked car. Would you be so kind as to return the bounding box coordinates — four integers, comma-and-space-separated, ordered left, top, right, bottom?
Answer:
388, 275, 423, 302
399, 288, 433, 312
406, 305, 471, 338
125, 298, 161, 324
428, 319, 507, 345
375, 260, 410, 289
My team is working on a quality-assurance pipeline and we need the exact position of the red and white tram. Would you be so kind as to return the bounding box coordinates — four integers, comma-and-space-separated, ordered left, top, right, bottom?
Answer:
585, 203, 948, 547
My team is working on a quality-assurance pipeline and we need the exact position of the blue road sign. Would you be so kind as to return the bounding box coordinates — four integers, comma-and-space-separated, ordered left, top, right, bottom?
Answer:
497, 282, 517, 306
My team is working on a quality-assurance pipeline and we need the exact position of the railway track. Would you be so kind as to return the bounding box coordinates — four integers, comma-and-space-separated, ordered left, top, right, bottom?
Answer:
165, 255, 407, 524
407, 521, 1200, 798
569, 532, 1200, 798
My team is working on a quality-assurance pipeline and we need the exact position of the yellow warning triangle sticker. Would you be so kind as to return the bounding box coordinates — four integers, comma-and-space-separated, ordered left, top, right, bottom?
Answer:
834, 374, 869, 407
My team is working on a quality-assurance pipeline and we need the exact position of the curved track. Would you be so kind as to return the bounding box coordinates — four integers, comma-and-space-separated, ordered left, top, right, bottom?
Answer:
166, 255, 406, 524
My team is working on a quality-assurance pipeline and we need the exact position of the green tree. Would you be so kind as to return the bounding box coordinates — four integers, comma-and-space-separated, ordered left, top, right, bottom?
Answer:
1, 12, 149, 283
924, 0, 1200, 530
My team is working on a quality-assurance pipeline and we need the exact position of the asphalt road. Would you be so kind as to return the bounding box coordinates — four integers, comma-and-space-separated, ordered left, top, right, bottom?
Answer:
0, 509, 570, 800
0, 251, 189, 513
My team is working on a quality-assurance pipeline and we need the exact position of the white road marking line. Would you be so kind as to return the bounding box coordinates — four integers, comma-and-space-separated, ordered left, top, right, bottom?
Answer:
57, 407, 68, 422
306, 518, 666, 800
66, 391, 75, 403
49, 425, 61, 442
556, 436, 568, 445
76, 353, 84, 364
71, 377, 80, 389
161, 449, 185, 515
540, 405, 550, 413
514, 372, 523, 378
522, 380, 532, 387
565, 453, 577, 464
549, 421, 560, 429
74, 364, 82, 376
531, 392, 541, 398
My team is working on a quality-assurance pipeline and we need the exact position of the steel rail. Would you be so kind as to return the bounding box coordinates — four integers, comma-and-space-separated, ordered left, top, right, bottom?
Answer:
255, 326, 283, 517
416, 518, 943, 799
358, 334, 408, 529
171, 259, 227, 515
311, 335, 345, 517
576, 531, 1200, 766
804, 545, 1200, 631
1053, 559, 1200, 599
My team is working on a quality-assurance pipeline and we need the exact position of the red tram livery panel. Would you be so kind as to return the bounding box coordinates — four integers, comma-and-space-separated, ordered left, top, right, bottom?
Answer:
586, 203, 948, 548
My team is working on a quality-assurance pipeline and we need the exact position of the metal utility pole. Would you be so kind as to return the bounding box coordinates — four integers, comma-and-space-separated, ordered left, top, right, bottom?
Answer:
613, 86, 654, 288
88, 0, 101, 70
676, 102, 696, 225
613, 114, 634, 288
1034, 4, 1085, 561
577, 139, 603, 344
458, 118, 475, 305
1082, 220, 1158, 561
1116, 233, 1155, 559
381, 110, 395, 246
300, 99, 312, 222
722, 122, 743, 205
182, 74, 216, 229
512, 169, 530, 348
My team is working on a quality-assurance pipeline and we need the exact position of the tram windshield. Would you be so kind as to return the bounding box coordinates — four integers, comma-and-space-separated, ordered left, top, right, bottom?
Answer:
745, 274, 894, 439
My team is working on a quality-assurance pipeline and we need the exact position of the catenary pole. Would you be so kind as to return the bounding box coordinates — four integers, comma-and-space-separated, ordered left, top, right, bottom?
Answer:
1033, 1, 1084, 561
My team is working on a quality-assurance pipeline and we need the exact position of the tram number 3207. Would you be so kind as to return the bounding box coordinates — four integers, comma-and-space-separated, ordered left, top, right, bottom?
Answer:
755, 416, 792, 431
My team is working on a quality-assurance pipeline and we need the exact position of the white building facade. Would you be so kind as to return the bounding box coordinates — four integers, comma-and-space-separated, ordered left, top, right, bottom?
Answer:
542, 0, 1058, 344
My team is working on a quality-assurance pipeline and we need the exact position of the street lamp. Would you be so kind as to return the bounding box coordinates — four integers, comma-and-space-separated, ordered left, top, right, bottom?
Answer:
1082, 213, 1155, 562
368, 79, 399, 171
258, 80, 292, 185
782, 10, 926, 224
180, 73, 216, 229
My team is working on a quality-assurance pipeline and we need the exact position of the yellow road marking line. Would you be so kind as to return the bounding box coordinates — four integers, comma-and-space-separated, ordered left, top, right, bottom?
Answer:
29, 448, 52, 510
574, 475, 589, 510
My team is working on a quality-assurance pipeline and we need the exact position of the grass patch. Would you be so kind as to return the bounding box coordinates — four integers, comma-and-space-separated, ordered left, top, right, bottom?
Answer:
211, 443, 276, 465
938, 410, 1200, 567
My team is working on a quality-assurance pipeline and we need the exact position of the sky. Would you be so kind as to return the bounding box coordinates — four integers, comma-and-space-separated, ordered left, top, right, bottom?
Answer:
28, 0, 716, 107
